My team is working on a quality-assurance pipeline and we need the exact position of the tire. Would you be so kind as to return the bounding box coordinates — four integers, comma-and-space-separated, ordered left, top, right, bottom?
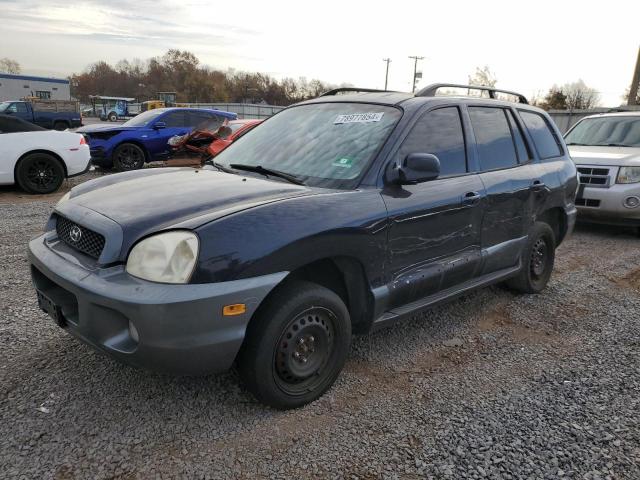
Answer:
53, 121, 68, 131
237, 281, 352, 409
112, 143, 145, 171
15, 152, 65, 194
108, 112, 117, 122
505, 221, 556, 293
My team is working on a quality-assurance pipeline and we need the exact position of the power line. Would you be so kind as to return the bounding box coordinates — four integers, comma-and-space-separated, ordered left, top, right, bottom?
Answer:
382, 58, 391, 91
408, 56, 424, 93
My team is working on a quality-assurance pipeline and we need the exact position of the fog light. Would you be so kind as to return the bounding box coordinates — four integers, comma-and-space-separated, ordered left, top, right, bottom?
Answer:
623, 196, 640, 209
128, 321, 140, 343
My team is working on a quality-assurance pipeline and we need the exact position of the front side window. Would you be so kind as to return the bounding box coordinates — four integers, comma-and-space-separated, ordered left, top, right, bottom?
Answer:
565, 116, 640, 148
469, 107, 519, 171
122, 109, 164, 127
215, 103, 402, 189
519, 110, 562, 158
398, 107, 467, 176
162, 111, 186, 127
15, 103, 28, 113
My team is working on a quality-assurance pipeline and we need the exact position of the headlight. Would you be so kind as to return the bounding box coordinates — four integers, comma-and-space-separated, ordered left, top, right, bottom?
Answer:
126, 231, 199, 284
617, 166, 640, 184
56, 192, 71, 207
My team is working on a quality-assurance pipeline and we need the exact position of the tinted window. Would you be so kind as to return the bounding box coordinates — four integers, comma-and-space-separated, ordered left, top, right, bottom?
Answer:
399, 107, 467, 176
506, 110, 530, 163
519, 110, 562, 159
186, 111, 222, 130
163, 111, 186, 127
469, 107, 518, 171
16, 103, 29, 113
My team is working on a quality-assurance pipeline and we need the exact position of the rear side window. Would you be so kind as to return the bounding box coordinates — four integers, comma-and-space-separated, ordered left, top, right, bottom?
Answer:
519, 110, 562, 159
399, 107, 467, 177
506, 110, 530, 163
468, 107, 518, 171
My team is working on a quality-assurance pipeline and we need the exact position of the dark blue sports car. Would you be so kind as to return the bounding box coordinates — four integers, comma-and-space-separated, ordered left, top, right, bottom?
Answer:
76, 108, 237, 171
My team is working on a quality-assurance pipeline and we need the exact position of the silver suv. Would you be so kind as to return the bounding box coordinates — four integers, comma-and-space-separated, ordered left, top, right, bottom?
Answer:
566, 112, 640, 231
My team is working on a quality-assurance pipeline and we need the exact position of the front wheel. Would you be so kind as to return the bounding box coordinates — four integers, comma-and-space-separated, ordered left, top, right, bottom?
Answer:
237, 281, 351, 409
15, 152, 65, 194
112, 143, 145, 171
505, 221, 556, 293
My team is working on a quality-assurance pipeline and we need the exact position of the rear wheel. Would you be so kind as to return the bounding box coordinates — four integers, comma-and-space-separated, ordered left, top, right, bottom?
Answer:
108, 112, 117, 122
237, 281, 351, 409
16, 152, 65, 194
505, 221, 556, 293
113, 143, 145, 171
53, 121, 68, 131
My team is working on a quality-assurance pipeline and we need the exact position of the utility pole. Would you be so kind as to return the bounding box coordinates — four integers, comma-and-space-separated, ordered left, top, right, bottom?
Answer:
408, 56, 424, 93
628, 46, 640, 106
382, 58, 391, 91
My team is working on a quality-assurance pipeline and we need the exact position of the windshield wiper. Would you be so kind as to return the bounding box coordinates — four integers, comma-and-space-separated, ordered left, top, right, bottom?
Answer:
229, 164, 306, 185
566, 142, 589, 146
205, 159, 236, 174
600, 143, 633, 147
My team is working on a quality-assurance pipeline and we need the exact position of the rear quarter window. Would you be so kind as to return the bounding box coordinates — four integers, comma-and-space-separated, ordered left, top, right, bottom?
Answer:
519, 110, 563, 159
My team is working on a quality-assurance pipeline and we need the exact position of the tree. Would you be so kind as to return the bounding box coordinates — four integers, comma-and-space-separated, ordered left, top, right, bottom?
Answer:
0, 58, 21, 74
540, 87, 568, 110
468, 66, 497, 87
562, 79, 599, 110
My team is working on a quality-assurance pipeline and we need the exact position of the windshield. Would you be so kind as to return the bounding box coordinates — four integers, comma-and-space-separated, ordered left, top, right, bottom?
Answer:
0, 102, 11, 113
122, 109, 164, 127
565, 116, 640, 147
215, 103, 401, 188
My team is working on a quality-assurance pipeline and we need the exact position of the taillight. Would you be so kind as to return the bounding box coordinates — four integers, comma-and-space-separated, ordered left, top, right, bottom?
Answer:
80, 136, 87, 145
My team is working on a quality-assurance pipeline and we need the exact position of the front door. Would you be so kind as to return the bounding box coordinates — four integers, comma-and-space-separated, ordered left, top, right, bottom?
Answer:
147, 110, 191, 160
381, 106, 485, 309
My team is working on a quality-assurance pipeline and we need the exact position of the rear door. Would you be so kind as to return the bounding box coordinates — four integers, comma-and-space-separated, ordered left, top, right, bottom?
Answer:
382, 106, 485, 309
466, 105, 541, 274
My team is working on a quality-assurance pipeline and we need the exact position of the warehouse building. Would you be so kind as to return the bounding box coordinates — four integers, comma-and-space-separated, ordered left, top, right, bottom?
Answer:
0, 73, 71, 102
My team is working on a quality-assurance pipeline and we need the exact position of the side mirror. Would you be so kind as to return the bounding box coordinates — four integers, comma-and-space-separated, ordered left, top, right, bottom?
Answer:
153, 121, 166, 129
395, 153, 441, 184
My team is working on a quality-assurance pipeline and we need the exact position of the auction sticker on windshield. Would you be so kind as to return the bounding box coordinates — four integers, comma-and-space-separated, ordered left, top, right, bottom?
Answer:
334, 112, 384, 124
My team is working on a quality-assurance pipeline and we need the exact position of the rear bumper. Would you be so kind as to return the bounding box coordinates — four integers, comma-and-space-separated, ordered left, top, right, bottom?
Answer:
28, 234, 287, 375
65, 145, 91, 176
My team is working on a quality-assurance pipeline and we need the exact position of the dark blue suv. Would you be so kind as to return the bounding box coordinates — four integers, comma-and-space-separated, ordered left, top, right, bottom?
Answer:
76, 107, 237, 171
29, 84, 578, 409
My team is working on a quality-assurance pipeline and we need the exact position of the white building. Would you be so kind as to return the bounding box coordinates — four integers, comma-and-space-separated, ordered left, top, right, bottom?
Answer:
0, 73, 71, 102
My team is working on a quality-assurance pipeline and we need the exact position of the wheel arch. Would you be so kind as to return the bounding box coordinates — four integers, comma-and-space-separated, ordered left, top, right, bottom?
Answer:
536, 207, 568, 246
14, 149, 68, 183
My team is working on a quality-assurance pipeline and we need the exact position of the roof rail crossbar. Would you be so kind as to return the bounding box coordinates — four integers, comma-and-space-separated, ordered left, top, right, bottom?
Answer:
416, 83, 528, 104
321, 87, 397, 96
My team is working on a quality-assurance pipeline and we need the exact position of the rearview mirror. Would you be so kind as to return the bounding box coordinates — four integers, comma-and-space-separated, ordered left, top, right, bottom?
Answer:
395, 153, 441, 184
153, 121, 166, 129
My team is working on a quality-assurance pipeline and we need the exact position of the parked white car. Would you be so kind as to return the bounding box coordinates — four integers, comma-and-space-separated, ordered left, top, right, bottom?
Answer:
0, 115, 90, 194
565, 112, 640, 232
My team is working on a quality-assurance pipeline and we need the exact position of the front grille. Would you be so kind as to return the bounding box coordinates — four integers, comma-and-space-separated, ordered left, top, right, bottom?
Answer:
577, 167, 610, 188
56, 216, 105, 259
576, 198, 601, 208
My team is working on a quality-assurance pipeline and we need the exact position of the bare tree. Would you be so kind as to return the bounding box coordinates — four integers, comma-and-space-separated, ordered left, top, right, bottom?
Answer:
561, 79, 600, 110
468, 66, 497, 87
0, 58, 21, 74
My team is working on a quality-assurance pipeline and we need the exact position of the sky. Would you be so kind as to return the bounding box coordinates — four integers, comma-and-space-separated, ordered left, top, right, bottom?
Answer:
0, 0, 638, 106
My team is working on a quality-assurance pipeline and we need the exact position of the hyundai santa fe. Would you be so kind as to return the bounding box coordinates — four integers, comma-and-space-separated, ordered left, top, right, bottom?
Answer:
29, 84, 578, 409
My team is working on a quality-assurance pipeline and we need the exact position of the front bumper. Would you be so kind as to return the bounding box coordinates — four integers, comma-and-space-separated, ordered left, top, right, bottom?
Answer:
89, 146, 112, 167
576, 183, 640, 226
28, 234, 287, 375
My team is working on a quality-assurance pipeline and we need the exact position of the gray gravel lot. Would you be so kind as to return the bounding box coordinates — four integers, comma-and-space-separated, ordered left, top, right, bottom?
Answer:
1, 174, 640, 479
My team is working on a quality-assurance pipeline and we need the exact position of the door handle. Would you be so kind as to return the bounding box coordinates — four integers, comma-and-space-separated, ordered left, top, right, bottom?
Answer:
531, 180, 546, 191
462, 191, 481, 205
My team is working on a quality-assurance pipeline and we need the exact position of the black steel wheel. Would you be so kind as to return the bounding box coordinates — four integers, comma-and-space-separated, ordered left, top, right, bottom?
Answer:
113, 143, 145, 171
506, 221, 555, 293
15, 152, 65, 194
238, 281, 351, 409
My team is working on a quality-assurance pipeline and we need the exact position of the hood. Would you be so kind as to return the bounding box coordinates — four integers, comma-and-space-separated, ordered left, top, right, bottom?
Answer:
76, 124, 140, 134
569, 146, 640, 167
67, 168, 318, 233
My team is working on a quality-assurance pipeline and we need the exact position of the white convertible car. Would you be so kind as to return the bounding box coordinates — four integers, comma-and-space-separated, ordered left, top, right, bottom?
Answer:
0, 115, 90, 194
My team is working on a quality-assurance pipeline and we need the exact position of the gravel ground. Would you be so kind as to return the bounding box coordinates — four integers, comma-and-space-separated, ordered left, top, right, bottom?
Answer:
1, 174, 640, 479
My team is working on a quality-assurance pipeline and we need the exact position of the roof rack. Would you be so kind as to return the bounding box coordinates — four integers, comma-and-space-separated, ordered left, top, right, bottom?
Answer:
321, 87, 398, 96
416, 83, 528, 104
